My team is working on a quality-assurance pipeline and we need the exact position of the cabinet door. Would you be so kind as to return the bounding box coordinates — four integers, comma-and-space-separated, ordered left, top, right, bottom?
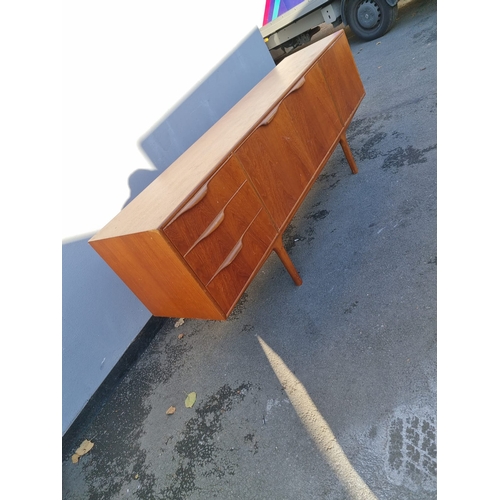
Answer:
235, 102, 310, 232
235, 66, 342, 231
318, 35, 365, 126
281, 64, 343, 170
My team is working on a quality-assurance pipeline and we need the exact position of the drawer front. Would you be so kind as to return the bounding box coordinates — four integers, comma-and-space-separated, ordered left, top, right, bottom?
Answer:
184, 180, 263, 285
163, 156, 247, 256
207, 208, 276, 316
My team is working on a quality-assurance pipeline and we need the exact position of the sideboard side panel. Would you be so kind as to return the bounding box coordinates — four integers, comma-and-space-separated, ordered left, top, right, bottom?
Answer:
89, 231, 225, 320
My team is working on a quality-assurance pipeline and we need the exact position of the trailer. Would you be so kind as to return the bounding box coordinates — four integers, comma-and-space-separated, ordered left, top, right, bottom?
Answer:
261, 0, 399, 51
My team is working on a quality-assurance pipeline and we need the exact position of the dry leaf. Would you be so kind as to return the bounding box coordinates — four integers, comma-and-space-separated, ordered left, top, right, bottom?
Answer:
75, 439, 94, 455
174, 318, 185, 328
178, 333, 184, 340
72, 439, 94, 463
185, 392, 196, 408
166, 406, 176, 415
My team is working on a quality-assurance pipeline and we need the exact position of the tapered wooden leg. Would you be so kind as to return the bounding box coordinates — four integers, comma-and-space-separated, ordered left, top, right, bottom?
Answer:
340, 132, 359, 174
273, 236, 303, 286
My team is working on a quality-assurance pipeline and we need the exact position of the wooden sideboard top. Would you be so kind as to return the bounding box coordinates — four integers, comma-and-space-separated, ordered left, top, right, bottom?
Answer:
90, 31, 344, 242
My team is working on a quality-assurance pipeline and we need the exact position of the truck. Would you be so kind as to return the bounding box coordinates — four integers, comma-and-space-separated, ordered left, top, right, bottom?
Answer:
260, 0, 399, 52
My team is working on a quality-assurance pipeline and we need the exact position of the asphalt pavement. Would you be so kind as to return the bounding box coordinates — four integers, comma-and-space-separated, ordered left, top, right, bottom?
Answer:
62, 0, 437, 498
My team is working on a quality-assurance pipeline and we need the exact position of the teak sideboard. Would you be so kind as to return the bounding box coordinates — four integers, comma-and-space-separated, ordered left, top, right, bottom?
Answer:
89, 30, 365, 320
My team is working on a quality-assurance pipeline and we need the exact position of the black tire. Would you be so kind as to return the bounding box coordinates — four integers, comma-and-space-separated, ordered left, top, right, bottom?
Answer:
345, 0, 398, 41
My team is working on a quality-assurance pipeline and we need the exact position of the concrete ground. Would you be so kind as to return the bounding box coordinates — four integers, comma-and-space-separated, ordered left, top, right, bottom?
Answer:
62, 1, 437, 498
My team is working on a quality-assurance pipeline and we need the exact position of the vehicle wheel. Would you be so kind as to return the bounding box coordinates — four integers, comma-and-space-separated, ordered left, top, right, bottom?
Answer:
345, 0, 398, 41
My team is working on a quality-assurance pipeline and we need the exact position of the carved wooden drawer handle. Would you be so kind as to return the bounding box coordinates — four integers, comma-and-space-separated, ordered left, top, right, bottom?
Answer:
187, 210, 225, 253
259, 76, 306, 127
287, 76, 306, 96
168, 182, 208, 225
211, 238, 243, 279
259, 105, 279, 126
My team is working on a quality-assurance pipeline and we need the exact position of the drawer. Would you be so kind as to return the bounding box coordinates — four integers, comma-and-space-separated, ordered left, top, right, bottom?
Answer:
207, 208, 276, 315
163, 156, 247, 256
184, 180, 263, 285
